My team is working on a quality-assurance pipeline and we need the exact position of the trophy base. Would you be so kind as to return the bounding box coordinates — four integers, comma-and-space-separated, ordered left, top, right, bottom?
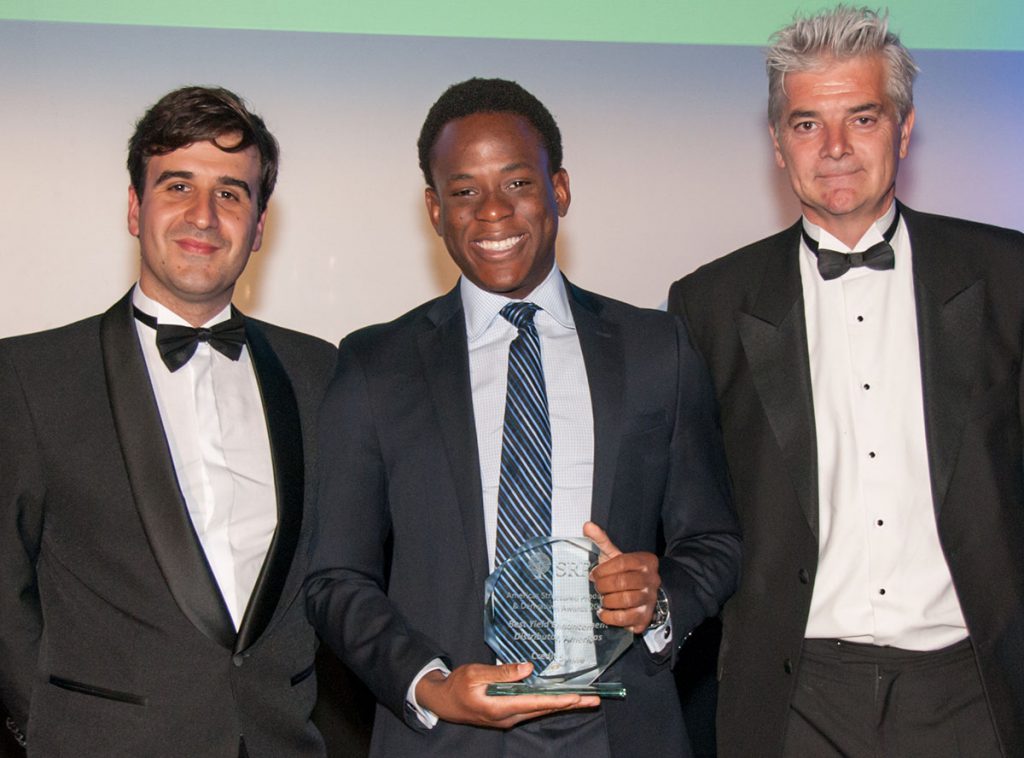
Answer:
486, 682, 626, 699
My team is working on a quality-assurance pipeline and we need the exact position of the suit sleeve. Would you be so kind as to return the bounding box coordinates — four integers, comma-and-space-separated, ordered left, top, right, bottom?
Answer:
0, 344, 45, 733
305, 337, 444, 724
657, 313, 740, 660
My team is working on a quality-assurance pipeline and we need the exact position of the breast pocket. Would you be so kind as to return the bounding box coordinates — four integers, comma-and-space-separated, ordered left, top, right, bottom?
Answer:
622, 411, 670, 439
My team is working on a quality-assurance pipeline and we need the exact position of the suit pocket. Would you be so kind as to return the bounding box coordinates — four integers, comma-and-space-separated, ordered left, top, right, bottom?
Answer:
49, 675, 147, 706
290, 662, 316, 686
623, 411, 669, 438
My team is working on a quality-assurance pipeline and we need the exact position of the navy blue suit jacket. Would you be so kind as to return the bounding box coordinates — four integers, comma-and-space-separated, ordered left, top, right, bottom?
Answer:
308, 279, 740, 757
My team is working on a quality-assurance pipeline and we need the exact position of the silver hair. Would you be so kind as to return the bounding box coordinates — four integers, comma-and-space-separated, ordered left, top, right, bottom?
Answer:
766, 5, 919, 130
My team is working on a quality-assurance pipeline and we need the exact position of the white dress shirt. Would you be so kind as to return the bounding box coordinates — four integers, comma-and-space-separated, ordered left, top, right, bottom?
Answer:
462, 266, 594, 571
132, 286, 277, 630
800, 205, 968, 649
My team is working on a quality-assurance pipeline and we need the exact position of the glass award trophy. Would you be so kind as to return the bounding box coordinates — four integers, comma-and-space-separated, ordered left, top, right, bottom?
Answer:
484, 536, 631, 698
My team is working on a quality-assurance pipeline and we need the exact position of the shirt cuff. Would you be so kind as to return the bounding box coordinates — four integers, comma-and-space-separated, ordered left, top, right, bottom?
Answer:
643, 611, 673, 653
5, 716, 27, 748
406, 658, 451, 729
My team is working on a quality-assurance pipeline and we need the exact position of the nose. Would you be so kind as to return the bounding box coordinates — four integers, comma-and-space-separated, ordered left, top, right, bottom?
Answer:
475, 190, 513, 222
821, 124, 852, 159
184, 190, 219, 229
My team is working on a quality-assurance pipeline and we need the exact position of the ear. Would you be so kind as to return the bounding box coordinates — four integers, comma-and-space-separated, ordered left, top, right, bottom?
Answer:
898, 107, 915, 159
250, 208, 268, 252
769, 123, 786, 169
424, 187, 443, 236
127, 185, 141, 237
552, 169, 571, 217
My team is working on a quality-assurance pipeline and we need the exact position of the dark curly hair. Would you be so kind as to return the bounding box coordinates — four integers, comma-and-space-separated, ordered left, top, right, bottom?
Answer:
127, 86, 279, 214
417, 78, 563, 188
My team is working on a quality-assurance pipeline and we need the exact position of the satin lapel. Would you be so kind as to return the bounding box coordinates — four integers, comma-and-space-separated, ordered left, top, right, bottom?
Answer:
234, 321, 304, 653
905, 208, 984, 515
417, 288, 489, 590
736, 225, 820, 537
101, 291, 235, 649
568, 283, 623, 531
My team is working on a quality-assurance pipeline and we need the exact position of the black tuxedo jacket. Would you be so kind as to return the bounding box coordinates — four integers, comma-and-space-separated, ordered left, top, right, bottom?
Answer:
307, 280, 740, 756
669, 205, 1024, 758
0, 291, 337, 757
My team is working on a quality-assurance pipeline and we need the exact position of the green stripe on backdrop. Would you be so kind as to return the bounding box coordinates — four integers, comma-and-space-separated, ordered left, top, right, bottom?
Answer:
2, 0, 1022, 50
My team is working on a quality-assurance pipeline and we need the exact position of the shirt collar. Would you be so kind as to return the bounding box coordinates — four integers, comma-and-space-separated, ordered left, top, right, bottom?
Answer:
801, 201, 897, 254
132, 283, 233, 328
460, 265, 575, 343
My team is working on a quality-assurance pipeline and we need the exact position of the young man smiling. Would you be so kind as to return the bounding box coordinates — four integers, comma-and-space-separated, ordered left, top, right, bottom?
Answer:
0, 86, 337, 757
308, 78, 740, 757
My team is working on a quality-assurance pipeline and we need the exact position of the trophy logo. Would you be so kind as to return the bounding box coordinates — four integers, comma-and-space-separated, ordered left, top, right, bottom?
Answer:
523, 548, 551, 580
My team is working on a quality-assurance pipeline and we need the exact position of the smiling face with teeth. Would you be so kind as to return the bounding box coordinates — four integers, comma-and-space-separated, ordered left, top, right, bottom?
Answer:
424, 111, 570, 300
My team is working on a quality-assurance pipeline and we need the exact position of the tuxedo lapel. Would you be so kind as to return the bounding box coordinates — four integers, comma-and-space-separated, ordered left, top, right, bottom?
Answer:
234, 320, 304, 653
568, 283, 623, 531
418, 288, 489, 589
736, 224, 820, 537
904, 207, 985, 515
101, 291, 235, 649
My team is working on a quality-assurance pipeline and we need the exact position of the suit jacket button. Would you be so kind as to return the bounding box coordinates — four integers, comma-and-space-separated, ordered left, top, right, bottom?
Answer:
784, 658, 793, 674
233, 654, 245, 667
798, 568, 810, 584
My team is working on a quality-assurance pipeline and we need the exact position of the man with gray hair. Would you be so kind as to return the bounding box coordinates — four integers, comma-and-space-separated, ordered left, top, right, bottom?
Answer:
670, 6, 1024, 757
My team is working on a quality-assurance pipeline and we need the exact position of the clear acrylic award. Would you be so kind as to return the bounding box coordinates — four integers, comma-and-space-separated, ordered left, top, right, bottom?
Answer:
484, 536, 631, 698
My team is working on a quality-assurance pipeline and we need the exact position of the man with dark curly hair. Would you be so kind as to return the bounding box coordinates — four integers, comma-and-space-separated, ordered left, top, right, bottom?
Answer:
0, 86, 337, 757
308, 77, 740, 757
415, 77, 564, 190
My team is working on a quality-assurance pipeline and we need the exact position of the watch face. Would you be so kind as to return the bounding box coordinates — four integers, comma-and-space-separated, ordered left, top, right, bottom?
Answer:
651, 588, 670, 627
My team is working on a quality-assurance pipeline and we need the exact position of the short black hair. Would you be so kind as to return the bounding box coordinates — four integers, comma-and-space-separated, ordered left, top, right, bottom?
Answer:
417, 77, 563, 188
127, 86, 279, 214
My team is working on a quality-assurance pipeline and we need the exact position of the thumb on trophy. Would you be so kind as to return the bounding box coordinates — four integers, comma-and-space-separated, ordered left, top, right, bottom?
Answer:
583, 521, 622, 562
493, 662, 534, 682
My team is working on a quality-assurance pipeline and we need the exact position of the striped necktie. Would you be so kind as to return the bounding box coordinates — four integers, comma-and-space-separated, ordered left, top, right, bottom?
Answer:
493, 301, 555, 668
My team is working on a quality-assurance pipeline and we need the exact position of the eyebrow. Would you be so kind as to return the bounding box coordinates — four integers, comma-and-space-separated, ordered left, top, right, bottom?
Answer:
153, 170, 252, 198
443, 162, 535, 183
846, 102, 883, 116
787, 102, 883, 122
500, 162, 532, 173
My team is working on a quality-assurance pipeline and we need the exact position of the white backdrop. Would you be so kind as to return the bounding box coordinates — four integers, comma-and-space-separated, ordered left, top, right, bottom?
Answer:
2, 21, 1022, 344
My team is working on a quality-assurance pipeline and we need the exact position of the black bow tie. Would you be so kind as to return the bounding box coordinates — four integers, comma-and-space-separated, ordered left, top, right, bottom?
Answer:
133, 307, 246, 372
803, 209, 900, 280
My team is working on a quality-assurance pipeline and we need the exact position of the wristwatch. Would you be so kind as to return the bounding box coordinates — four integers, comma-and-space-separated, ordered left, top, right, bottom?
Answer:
649, 587, 670, 629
